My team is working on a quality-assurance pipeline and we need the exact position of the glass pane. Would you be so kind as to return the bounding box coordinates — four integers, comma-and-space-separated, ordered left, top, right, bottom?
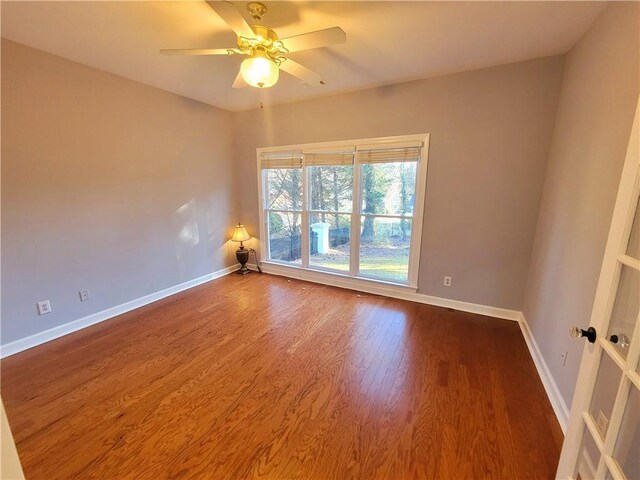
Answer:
309, 165, 353, 212
589, 351, 622, 440
613, 386, 639, 480
606, 266, 639, 360
626, 194, 640, 259
309, 213, 351, 272
266, 168, 302, 211
267, 211, 302, 264
361, 162, 417, 217
359, 216, 411, 282
575, 427, 601, 480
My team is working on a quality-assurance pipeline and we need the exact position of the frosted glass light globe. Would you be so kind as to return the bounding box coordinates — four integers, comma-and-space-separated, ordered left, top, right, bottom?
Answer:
240, 55, 279, 88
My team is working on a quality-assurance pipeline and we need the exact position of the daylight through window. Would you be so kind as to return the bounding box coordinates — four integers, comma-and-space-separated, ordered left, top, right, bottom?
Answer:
259, 135, 429, 287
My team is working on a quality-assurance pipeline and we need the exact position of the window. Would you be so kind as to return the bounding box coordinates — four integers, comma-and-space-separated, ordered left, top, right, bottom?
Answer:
263, 153, 303, 264
307, 152, 354, 272
358, 153, 418, 282
258, 135, 429, 289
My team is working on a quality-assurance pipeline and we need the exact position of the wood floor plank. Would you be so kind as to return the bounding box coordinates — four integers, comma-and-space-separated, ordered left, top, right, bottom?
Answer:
1, 273, 563, 479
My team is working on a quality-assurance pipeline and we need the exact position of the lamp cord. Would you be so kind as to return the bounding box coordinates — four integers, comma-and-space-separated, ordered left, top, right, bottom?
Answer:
249, 248, 263, 273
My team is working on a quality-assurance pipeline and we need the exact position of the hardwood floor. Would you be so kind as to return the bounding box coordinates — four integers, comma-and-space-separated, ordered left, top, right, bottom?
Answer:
2, 273, 563, 479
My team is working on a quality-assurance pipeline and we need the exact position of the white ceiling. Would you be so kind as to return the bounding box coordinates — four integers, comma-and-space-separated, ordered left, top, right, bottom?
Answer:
1, 1, 605, 112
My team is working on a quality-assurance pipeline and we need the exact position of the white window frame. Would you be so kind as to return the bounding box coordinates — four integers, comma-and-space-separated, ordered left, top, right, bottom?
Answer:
256, 133, 430, 293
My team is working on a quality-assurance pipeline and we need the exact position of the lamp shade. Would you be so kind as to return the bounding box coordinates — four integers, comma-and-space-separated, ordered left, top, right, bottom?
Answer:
240, 54, 279, 88
231, 224, 251, 243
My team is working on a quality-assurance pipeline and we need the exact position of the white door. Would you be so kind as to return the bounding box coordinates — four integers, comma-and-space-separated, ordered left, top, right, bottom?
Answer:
556, 98, 640, 480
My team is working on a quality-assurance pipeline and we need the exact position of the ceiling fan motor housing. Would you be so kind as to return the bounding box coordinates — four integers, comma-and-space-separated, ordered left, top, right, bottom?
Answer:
236, 24, 288, 67
249, 25, 278, 43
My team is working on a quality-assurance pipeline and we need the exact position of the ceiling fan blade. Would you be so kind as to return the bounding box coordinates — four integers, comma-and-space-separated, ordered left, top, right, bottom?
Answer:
160, 48, 241, 56
281, 27, 346, 53
232, 70, 248, 88
206, 1, 255, 39
279, 59, 325, 86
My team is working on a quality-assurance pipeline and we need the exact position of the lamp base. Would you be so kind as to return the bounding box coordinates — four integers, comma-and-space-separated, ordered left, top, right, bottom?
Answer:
236, 264, 251, 275
235, 246, 251, 275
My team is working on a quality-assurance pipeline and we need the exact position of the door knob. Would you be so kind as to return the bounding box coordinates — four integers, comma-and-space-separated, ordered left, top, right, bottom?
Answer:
609, 333, 630, 348
570, 326, 597, 343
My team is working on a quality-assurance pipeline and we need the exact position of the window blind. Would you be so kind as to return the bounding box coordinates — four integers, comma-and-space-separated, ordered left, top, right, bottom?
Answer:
260, 151, 302, 169
303, 152, 354, 166
356, 141, 422, 164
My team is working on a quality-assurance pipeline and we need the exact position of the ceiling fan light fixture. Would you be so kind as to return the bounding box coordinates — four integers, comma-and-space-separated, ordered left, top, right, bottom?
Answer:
161, 2, 342, 89
240, 54, 279, 88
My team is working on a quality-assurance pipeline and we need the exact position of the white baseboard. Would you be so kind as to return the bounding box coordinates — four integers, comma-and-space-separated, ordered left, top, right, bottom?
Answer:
518, 312, 569, 432
260, 262, 521, 322
408, 293, 521, 321
0, 264, 240, 358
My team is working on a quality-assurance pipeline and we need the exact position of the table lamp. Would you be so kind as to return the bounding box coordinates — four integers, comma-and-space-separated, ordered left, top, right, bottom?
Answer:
231, 223, 252, 275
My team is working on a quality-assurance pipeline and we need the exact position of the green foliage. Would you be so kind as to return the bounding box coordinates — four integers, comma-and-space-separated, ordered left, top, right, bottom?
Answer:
336, 215, 351, 229
397, 163, 416, 240
268, 162, 417, 242
397, 162, 417, 216
268, 212, 284, 235
361, 165, 390, 214
267, 169, 301, 210
309, 166, 353, 213
361, 164, 391, 238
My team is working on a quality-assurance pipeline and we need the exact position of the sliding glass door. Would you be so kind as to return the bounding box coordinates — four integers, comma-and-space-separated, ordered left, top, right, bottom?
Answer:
259, 134, 428, 288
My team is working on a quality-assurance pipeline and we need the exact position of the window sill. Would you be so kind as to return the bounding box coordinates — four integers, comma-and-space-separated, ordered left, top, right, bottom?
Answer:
258, 261, 419, 296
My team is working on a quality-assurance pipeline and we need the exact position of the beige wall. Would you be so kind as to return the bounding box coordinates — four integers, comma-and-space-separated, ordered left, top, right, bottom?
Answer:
522, 2, 640, 407
1, 39, 237, 345
234, 56, 564, 309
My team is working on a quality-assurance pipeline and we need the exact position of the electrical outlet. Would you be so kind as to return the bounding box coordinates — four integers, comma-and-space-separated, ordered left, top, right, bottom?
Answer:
79, 290, 90, 302
443, 276, 452, 287
37, 300, 52, 315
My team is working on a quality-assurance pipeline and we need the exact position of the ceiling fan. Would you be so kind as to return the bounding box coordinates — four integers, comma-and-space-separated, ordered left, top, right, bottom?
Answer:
160, 1, 346, 89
